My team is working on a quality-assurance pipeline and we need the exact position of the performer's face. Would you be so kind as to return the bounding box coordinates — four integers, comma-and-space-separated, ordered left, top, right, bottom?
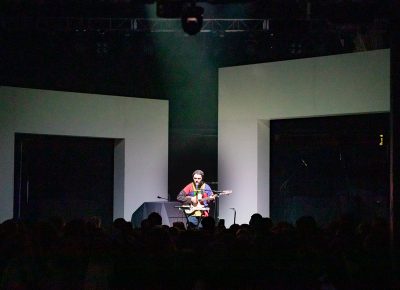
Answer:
193, 174, 202, 186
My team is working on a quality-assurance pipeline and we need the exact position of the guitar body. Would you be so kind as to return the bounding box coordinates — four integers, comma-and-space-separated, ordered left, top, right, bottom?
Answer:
185, 193, 207, 216
185, 205, 206, 217
183, 190, 232, 217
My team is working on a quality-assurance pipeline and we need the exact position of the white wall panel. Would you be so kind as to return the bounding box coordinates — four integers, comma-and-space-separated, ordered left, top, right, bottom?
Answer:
0, 87, 168, 222
218, 49, 390, 226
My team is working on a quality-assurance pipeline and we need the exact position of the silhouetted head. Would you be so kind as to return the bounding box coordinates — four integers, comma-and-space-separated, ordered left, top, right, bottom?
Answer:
201, 216, 215, 231
148, 212, 162, 227
249, 213, 263, 229
86, 216, 102, 230
172, 221, 186, 231
296, 215, 317, 235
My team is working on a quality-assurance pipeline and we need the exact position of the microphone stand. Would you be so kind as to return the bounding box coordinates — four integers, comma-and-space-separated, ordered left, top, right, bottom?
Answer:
214, 195, 219, 223
207, 181, 219, 223
230, 208, 236, 224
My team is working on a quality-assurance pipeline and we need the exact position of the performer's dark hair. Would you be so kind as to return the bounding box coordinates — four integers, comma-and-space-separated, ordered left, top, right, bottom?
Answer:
192, 169, 204, 178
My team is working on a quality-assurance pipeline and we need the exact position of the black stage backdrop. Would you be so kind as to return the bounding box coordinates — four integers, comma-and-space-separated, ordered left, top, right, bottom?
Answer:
14, 134, 115, 229
270, 113, 390, 226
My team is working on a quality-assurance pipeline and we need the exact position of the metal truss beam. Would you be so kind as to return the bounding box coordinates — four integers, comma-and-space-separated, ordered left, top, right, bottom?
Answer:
0, 17, 268, 33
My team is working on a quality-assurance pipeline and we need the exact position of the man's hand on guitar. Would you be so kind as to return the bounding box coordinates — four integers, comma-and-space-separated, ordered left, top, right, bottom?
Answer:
191, 196, 198, 204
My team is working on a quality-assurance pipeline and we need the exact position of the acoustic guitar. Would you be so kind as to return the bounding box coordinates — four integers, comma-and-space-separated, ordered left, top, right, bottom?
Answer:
185, 190, 232, 216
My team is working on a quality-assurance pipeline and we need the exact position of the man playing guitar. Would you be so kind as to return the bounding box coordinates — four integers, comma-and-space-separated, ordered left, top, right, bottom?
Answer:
177, 169, 215, 228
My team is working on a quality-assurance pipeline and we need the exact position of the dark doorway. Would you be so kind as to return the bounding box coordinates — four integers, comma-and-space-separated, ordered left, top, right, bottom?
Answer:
14, 134, 115, 229
270, 113, 389, 226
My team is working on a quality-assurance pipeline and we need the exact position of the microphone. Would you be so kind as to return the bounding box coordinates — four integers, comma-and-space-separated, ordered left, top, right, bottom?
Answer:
157, 195, 168, 201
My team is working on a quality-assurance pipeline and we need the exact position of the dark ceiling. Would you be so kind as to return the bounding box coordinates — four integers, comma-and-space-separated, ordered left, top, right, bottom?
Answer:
0, 1, 390, 20
0, 0, 391, 194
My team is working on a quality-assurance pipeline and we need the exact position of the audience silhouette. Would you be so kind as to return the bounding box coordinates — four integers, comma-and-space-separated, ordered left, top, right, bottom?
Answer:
0, 211, 395, 289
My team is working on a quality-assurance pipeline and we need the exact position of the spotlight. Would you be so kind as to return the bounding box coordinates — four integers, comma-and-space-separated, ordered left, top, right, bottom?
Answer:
181, 4, 204, 35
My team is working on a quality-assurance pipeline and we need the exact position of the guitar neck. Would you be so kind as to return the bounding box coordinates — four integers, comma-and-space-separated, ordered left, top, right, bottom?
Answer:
198, 193, 221, 202
198, 196, 214, 202
196, 190, 231, 202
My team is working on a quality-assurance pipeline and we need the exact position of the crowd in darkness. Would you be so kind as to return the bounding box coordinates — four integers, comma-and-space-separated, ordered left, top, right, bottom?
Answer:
0, 212, 395, 290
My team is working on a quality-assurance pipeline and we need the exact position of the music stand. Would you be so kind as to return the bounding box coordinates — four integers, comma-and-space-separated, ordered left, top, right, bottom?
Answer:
174, 205, 190, 226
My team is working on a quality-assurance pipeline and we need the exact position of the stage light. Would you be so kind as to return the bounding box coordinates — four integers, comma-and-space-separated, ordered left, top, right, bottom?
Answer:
181, 4, 204, 35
